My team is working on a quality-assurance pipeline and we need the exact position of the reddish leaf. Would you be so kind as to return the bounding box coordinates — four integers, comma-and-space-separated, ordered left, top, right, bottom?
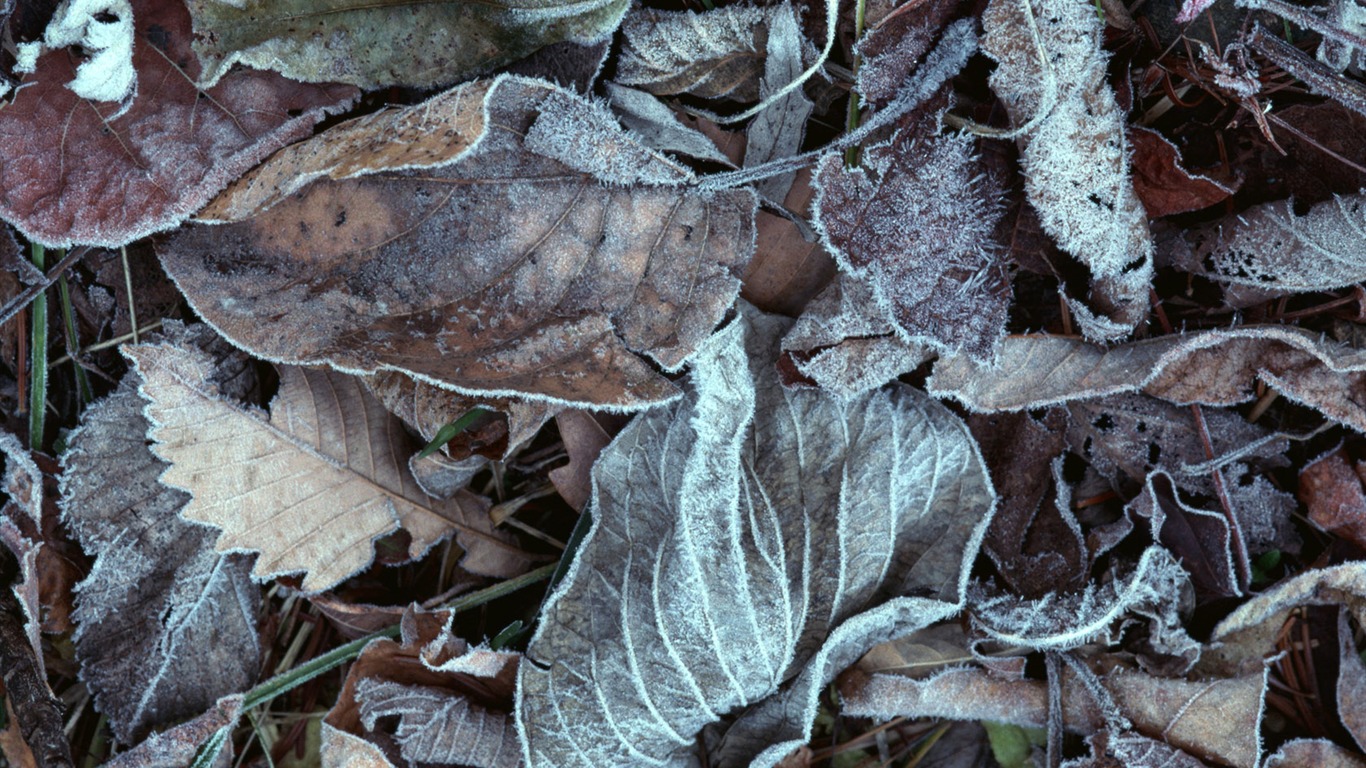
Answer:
0, 0, 356, 247
1130, 126, 1235, 218
1300, 447, 1366, 550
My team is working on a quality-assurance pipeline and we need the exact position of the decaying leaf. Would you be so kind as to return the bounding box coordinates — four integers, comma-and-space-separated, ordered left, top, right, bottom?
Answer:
930, 326, 1366, 432
185, 0, 627, 91
356, 679, 520, 768
160, 76, 756, 411
547, 410, 612, 512
615, 4, 783, 101
1171, 192, 1366, 293
982, 0, 1154, 339
741, 168, 839, 317
1265, 739, 1366, 768
103, 695, 242, 768
126, 339, 529, 593
516, 304, 996, 767
813, 100, 1009, 361
780, 275, 932, 400
59, 324, 259, 744
854, 0, 960, 107
0, 0, 356, 248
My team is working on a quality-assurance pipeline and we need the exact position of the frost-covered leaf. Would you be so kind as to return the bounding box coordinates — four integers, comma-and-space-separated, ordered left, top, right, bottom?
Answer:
616, 4, 783, 101
356, 679, 520, 768
606, 83, 736, 165
59, 324, 259, 744
1127, 471, 1242, 599
104, 695, 242, 768
160, 76, 755, 411
982, 0, 1154, 339
515, 304, 995, 767
744, 2, 812, 202
1335, 607, 1366, 751
126, 341, 529, 593
1172, 192, 1366, 293
843, 662, 1266, 768
853, 0, 960, 107
185, 0, 626, 91
1265, 739, 1366, 768
930, 326, 1366, 432
0, 0, 356, 248
1215, 561, 1366, 643
813, 102, 1009, 361
780, 275, 932, 400
969, 546, 1191, 651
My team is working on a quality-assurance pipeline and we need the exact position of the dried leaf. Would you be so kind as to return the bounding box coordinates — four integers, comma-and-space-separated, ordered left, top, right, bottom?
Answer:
969, 546, 1191, 651
185, 0, 626, 91
547, 410, 611, 512
1130, 126, 1236, 217
0, 0, 356, 248
104, 695, 242, 768
1173, 192, 1366, 293
515, 304, 996, 767
355, 679, 520, 768
616, 4, 778, 101
161, 76, 755, 411
982, 0, 1154, 338
59, 324, 259, 743
741, 168, 838, 317
744, 2, 812, 202
1300, 447, 1366, 549
813, 102, 1009, 360
1127, 472, 1242, 599
1336, 607, 1366, 751
605, 83, 736, 165
929, 326, 1366, 432
126, 340, 528, 593
780, 275, 932, 400
854, 0, 960, 107
1265, 739, 1366, 768
1215, 561, 1366, 644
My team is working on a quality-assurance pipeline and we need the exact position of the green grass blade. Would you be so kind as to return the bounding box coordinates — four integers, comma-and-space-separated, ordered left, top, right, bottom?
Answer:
56, 271, 93, 405
28, 243, 47, 450
417, 407, 488, 459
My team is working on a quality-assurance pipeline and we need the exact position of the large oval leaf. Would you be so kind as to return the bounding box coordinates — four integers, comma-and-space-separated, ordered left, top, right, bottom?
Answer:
515, 304, 995, 766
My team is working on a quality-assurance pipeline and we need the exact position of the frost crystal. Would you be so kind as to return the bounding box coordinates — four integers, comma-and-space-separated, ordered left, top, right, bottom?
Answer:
44, 0, 137, 103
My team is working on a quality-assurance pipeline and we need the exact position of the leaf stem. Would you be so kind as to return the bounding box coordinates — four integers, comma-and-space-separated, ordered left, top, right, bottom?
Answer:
844, 0, 868, 167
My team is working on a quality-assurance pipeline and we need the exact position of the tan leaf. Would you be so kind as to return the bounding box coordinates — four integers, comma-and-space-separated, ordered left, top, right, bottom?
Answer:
160, 76, 755, 411
547, 410, 612, 512
929, 326, 1366, 432
982, 0, 1154, 339
126, 340, 531, 593
104, 695, 243, 768
1265, 739, 1366, 767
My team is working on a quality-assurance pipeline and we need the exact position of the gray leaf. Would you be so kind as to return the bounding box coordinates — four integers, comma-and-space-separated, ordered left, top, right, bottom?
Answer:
606, 83, 736, 165
744, 1, 813, 202
515, 303, 995, 766
356, 679, 520, 768
616, 4, 778, 101
59, 323, 259, 744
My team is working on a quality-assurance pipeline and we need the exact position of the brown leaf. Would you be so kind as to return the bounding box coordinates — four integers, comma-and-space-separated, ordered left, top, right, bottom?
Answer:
1265, 739, 1366, 767
1130, 126, 1236, 217
59, 323, 259, 743
160, 77, 755, 411
779, 275, 931, 399
0, 0, 356, 248
127, 340, 530, 593
1336, 607, 1366, 751
854, 0, 961, 107
547, 409, 611, 512
930, 326, 1366, 432
1300, 448, 1366, 550
970, 409, 1088, 597
813, 100, 1010, 361
104, 695, 242, 768
616, 4, 778, 101
741, 168, 838, 317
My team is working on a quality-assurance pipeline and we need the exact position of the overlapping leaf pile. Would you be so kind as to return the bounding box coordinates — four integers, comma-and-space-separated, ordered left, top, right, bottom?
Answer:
4, 0, 1366, 765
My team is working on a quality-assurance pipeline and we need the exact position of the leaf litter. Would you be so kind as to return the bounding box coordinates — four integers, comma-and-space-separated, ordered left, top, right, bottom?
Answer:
7, 0, 1366, 764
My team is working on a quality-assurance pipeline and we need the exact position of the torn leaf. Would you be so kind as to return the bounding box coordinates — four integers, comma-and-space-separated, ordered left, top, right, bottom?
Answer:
516, 304, 995, 766
160, 76, 755, 411
0, 0, 356, 248
59, 324, 259, 744
126, 341, 529, 593
185, 0, 627, 91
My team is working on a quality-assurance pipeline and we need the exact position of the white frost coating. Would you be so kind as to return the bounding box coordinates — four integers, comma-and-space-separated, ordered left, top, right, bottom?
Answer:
605, 83, 735, 166
14, 42, 42, 73
43, 0, 137, 103
968, 546, 1190, 651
